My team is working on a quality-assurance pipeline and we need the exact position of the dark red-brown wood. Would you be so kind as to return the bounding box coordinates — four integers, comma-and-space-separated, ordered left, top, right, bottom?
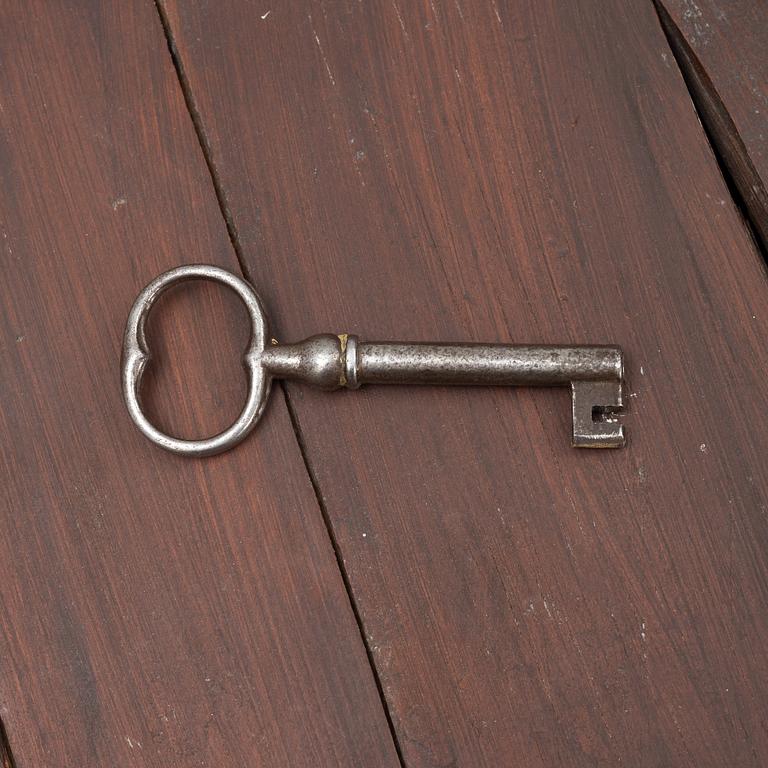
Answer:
0, 3, 399, 766
162, 0, 768, 765
656, 0, 768, 246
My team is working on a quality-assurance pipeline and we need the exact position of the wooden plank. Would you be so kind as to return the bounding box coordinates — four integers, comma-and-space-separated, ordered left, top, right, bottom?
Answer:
161, 0, 768, 764
0, 3, 400, 766
655, 0, 768, 245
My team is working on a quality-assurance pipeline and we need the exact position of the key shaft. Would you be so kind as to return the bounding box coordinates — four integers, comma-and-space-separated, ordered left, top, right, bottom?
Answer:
261, 335, 624, 448
354, 341, 622, 386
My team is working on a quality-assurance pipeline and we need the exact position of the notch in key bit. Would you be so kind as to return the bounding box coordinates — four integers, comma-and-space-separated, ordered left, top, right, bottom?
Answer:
571, 379, 625, 448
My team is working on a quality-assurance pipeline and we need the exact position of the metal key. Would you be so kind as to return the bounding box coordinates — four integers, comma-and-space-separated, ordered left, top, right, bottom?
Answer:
122, 265, 625, 456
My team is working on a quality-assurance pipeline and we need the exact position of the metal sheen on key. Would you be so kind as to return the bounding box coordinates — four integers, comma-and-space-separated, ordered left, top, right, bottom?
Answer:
122, 265, 625, 456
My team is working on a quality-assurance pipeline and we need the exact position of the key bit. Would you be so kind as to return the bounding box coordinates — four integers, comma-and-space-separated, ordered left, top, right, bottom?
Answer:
122, 265, 625, 456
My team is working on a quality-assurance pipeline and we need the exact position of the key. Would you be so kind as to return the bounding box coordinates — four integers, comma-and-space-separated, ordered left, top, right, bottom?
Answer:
122, 265, 625, 456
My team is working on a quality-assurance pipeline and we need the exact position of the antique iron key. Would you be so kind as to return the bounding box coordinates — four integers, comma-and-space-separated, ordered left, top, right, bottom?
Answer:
122, 265, 625, 456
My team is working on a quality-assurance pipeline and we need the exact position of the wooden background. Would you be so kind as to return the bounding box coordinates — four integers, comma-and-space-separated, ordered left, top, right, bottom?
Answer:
1, 1, 766, 766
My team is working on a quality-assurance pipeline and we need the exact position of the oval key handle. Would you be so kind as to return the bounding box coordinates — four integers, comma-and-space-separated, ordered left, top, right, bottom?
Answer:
122, 264, 625, 456
122, 264, 272, 457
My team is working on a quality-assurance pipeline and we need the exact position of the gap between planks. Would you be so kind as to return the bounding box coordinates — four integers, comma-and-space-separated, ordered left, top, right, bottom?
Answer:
0, 717, 16, 768
652, 0, 768, 261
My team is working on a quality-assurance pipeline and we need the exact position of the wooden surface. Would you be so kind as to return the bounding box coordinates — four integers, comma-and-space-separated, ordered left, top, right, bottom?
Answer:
161, 0, 768, 766
3, 1, 768, 766
655, 0, 768, 245
0, 2, 399, 766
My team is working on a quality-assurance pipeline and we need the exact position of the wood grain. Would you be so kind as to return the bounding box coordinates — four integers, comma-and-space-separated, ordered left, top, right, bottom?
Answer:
162, 0, 768, 765
655, 0, 768, 246
0, 2, 399, 766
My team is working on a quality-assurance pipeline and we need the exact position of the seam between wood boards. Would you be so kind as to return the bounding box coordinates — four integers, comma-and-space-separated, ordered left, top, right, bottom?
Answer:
152, 2, 407, 764
0, 716, 17, 768
651, 0, 768, 264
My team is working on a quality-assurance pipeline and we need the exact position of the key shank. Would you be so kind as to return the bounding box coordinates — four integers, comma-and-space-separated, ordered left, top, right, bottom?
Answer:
261, 335, 625, 447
